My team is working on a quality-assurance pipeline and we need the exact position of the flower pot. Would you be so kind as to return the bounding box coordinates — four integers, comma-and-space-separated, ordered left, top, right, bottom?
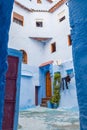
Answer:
52, 103, 58, 109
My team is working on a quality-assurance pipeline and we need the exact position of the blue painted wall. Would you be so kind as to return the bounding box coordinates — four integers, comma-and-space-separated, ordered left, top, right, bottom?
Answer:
0, 0, 14, 129
69, 0, 87, 129
58, 61, 78, 108
20, 76, 33, 109
19, 60, 78, 109
20, 64, 39, 109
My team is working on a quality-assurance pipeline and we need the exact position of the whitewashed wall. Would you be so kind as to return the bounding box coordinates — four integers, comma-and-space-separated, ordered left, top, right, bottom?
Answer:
8, 1, 77, 108
9, 2, 72, 66
41, 4, 72, 64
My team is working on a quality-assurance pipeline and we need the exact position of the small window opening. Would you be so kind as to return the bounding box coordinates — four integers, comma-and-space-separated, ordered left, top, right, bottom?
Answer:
20, 50, 27, 64
51, 42, 56, 53
37, 0, 42, 4
36, 21, 43, 27
59, 16, 65, 22
13, 12, 24, 26
68, 35, 72, 46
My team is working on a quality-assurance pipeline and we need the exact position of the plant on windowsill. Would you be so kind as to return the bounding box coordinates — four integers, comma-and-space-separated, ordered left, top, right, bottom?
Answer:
50, 72, 61, 108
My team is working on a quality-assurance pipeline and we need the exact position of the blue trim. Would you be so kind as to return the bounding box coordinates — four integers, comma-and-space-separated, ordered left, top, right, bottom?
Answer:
8, 48, 22, 130
39, 64, 53, 104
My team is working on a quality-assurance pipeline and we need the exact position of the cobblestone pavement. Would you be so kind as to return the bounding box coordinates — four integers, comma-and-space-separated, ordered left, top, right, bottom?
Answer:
18, 107, 79, 130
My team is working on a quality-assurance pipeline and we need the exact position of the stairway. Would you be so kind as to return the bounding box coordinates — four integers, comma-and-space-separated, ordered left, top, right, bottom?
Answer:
40, 97, 51, 107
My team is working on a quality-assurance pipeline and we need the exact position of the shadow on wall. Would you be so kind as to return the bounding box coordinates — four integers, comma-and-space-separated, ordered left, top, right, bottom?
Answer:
59, 77, 78, 108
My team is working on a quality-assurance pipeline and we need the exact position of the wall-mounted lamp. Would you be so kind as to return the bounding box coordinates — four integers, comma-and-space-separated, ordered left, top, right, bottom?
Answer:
56, 59, 62, 66
53, 59, 63, 67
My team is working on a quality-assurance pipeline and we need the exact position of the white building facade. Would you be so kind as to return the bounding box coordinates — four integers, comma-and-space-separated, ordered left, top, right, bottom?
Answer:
8, 0, 78, 109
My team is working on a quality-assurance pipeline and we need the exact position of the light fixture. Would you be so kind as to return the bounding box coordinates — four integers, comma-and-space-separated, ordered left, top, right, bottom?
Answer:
56, 59, 62, 66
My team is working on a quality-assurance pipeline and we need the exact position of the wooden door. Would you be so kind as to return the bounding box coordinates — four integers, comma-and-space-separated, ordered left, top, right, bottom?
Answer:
46, 71, 51, 97
2, 56, 19, 130
35, 86, 38, 106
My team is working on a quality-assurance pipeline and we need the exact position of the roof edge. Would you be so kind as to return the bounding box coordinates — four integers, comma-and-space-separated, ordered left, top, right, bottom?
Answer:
48, 0, 67, 13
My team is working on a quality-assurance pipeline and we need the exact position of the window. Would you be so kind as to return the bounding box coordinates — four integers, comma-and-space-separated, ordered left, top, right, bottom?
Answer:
13, 12, 24, 26
37, 0, 42, 4
20, 50, 27, 64
59, 16, 65, 22
68, 35, 72, 46
51, 42, 56, 53
36, 21, 43, 27
47, 0, 53, 3
58, 10, 65, 22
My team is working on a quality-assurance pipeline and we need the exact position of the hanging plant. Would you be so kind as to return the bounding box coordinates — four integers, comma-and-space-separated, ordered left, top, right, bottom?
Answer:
50, 72, 61, 108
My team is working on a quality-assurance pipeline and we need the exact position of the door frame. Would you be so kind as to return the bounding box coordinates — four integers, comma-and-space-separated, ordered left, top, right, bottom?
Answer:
4, 48, 22, 130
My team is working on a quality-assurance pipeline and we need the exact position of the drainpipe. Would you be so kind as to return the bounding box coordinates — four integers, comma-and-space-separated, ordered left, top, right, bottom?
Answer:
68, 0, 87, 129
0, 0, 14, 129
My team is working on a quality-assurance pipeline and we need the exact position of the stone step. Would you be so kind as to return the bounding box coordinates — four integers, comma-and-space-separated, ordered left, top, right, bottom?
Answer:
42, 99, 48, 103
40, 103, 47, 107
40, 97, 51, 107
42, 97, 51, 100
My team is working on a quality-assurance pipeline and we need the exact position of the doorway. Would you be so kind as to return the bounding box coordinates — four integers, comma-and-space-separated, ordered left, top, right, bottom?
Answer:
35, 86, 39, 106
46, 71, 52, 97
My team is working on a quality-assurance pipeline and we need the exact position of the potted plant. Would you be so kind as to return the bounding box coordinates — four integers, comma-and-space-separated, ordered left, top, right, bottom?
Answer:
50, 72, 61, 108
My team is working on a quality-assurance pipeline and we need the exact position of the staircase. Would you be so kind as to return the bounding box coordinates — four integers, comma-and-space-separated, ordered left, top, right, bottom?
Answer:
40, 97, 51, 107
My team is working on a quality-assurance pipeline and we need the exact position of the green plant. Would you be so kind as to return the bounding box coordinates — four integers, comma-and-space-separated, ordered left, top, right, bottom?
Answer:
50, 73, 61, 105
